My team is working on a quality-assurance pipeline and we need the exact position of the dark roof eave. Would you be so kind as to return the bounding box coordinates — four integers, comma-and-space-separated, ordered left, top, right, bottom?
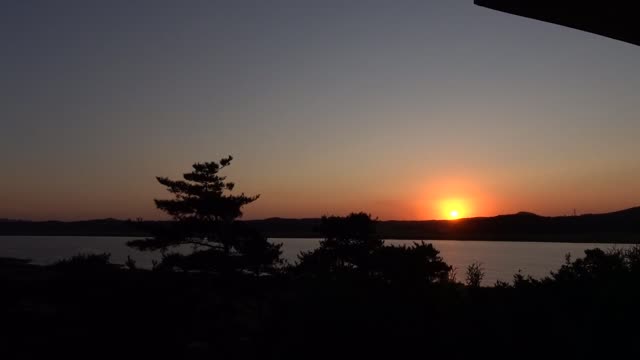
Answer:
474, 0, 640, 47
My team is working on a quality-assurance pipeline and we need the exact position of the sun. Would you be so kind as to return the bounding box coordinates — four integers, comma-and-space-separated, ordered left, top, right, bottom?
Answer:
435, 197, 471, 220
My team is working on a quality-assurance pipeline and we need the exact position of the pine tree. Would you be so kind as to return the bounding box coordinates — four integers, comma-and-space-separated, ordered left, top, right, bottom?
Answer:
128, 156, 282, 275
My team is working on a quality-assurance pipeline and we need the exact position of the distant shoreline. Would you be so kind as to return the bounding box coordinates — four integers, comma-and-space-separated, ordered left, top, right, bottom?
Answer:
2, 206, 640, 244
1, 233, 639, 244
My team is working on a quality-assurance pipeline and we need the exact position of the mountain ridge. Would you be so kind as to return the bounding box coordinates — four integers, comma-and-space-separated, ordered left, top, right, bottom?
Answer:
1, 207, 639, 243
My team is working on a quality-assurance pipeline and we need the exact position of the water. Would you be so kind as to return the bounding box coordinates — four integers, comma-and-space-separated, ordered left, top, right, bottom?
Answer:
1, 236, 635, 284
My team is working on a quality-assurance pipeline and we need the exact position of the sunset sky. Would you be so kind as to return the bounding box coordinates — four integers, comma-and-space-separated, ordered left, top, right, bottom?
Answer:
2, 0, 640, 221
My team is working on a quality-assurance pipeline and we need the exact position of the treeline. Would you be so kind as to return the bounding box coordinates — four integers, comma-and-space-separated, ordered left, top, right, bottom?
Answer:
16, 212, 640, 289
0, 218, 150, 237
3, 208, 640, 242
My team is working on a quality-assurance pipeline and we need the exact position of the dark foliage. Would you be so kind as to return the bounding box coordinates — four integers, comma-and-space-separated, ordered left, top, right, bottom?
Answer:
50, 253, 119, 273
465, 261, 485, 287
369, 242, 451, 284
4, 158, 640, 358
127, 157, 282, 275
297, 212, 382, 275
4, 244, 640, 359
296, 213, 452, 285
545, 246, 640, 289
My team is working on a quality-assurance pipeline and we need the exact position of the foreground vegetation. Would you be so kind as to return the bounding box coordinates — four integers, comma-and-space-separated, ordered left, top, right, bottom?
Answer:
2, 241, 640, 359
2, 158, 639, 359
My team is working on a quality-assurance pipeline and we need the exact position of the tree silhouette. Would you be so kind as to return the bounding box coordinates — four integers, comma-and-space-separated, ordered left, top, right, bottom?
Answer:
465, 261, 485, 287
370, 242, 452, 285
297, 212, 383, 276
128, 156, 281, 275
297, 212, 451, 284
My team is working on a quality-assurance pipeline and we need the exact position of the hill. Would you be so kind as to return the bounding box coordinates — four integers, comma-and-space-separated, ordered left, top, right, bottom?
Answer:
1, 207, 639, 243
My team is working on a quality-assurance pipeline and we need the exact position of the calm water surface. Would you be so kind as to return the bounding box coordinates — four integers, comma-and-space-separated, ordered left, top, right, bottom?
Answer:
1, 236, 634, 285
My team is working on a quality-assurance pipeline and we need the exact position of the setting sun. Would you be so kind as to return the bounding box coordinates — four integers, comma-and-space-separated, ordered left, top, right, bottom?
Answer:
436, 197, 472, 220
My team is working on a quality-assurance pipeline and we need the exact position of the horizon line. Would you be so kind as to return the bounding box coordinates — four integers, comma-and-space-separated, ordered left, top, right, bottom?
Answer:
3, 205, 639, 224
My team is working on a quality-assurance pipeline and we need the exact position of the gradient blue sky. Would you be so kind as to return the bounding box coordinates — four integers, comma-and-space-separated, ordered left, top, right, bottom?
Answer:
2, 0, 640, 220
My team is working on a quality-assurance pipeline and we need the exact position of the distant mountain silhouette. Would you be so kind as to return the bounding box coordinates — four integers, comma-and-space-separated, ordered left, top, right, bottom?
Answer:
513, 211, 541, 217
2, 207, 640, 242
0, 218, 150, 237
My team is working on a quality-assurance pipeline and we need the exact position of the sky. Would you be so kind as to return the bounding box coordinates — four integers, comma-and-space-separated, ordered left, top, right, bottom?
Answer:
2, 0, 640, 221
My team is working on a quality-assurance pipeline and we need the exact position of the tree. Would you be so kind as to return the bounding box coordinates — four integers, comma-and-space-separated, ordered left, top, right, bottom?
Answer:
296, 212, 383, 276
370, 242, 452, 285
465, 261, 485, 288
550, 248, 630, 284
296, 212, 452, 284
128, 156, 282, 275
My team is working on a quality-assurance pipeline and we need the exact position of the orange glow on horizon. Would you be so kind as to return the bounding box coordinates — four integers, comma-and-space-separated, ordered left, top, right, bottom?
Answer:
411, 176, 496, 220
439, 198, 470, 220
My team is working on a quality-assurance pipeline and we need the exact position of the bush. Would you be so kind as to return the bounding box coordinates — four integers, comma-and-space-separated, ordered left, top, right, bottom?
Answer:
51, 253, 118, 272
296, 213, 452, 284
371, 242, 452, 285
465, 261, 484, 287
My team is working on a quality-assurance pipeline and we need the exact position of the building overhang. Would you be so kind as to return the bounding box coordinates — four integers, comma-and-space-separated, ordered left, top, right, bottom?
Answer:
474, 0, 640, 46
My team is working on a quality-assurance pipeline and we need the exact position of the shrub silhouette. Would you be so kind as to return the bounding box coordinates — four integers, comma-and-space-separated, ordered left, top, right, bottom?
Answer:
234, 226, 284, 276
512, 270, 542, 288
127, 157, 282, 275
297, 212, 451, 284
51, 253, 118, 272
370, 241, 452, 284
296, 212, 383, 276
465, 261, 485, 287
497, 245, 640, 288
550, 247, 639, 284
